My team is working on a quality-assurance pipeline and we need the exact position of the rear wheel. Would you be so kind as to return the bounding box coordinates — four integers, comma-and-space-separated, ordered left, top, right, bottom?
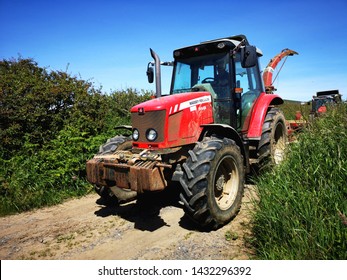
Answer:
258, 107, 287, 167
179, 136, 244, 229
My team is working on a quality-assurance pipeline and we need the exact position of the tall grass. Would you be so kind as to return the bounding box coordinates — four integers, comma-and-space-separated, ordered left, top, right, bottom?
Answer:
252, 103, 347, 259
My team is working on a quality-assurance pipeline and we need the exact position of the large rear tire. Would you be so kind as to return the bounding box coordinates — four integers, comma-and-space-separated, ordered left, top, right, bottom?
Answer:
179, 136, 244, 230
258, 107, 287, 167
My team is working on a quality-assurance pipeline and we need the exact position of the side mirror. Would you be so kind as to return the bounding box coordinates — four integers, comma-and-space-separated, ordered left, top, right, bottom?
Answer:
241, 45, 257, 68
146, 64, 154, 83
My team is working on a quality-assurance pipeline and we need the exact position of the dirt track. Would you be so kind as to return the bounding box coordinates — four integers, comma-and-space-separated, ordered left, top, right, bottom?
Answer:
0, 184, 256, 260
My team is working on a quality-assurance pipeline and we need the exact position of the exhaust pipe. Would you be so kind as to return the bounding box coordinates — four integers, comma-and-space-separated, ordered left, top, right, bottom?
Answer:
150, 48, 162, 98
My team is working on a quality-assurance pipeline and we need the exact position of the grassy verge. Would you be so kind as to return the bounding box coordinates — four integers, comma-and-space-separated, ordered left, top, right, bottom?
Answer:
252, 103, 347, 259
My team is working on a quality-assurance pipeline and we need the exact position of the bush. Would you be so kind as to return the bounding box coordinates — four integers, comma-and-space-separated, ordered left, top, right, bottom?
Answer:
0, 57, 104, 158
252, 103, 347, 259
0, 57, 152, 216
0, 127, 104, 215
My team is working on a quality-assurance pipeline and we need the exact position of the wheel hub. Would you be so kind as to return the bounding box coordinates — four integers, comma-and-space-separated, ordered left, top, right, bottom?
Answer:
214, 155, 240, 211
216, 175, 225, 192
273, 137, 286, 164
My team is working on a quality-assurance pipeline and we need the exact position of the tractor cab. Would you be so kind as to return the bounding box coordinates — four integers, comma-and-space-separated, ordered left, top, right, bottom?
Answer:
170, 35, 264, 130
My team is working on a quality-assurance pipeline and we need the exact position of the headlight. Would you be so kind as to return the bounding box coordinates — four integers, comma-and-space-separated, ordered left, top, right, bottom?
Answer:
132, 129, 139, 141
146, 129, 157, 141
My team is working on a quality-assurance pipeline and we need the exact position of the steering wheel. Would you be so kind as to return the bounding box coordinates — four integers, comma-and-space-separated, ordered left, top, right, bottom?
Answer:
201, 77, 215, 83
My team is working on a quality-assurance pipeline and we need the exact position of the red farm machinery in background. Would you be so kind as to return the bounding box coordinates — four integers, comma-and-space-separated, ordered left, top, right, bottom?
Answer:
310, 90, 342, 117
86, 35, 298, 229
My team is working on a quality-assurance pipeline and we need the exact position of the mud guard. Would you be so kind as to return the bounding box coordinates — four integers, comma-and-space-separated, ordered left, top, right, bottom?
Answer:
200, 124, 249, 173
246, 93, 284, 140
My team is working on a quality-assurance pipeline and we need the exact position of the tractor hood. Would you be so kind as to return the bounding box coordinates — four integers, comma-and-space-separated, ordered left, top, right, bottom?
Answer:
130, 91, 214, 149
131, 91, 212, 115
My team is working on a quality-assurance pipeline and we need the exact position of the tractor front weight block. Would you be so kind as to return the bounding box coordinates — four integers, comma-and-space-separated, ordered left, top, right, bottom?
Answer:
86, 157, 167, 193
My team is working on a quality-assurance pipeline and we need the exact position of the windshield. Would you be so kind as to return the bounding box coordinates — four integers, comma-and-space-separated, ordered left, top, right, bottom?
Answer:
171, 53, 229, 95
170, 49, 263, 129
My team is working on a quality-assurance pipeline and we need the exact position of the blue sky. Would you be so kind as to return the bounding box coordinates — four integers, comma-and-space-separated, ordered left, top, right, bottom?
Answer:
1, 0, 347, 101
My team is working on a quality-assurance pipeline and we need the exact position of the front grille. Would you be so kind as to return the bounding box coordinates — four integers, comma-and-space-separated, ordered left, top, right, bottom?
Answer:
131, 110, 166, 143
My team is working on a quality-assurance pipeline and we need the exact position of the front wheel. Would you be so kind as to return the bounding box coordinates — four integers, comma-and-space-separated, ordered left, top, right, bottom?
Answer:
94, 135, 136, 203
179, 136, 244, 230
98, 135, 132, 155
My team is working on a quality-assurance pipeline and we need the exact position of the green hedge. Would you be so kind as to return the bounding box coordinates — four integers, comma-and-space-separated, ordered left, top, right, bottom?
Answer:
0, 57, 151, 215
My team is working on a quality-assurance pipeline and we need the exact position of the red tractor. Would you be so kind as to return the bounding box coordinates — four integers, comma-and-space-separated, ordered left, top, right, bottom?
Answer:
87, 35, 294, 229
310, 90, 342, 117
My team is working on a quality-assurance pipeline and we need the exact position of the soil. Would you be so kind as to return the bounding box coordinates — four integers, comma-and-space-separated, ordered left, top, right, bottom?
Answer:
0, 184, 256, 260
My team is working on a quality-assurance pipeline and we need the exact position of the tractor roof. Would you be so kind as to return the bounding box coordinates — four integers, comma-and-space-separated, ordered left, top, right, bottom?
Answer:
174, 34, 263, 57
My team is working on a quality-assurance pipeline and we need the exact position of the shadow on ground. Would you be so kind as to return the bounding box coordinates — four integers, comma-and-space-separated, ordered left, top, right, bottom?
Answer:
94, 184, 196, 232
